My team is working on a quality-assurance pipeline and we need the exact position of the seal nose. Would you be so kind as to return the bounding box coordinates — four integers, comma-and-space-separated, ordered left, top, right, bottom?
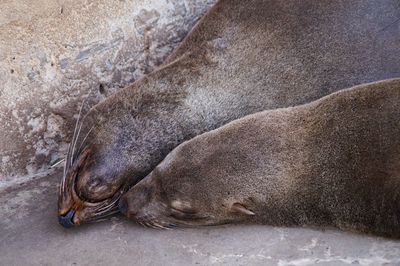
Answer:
58, 209, 76, 228
118, 198, 128, 215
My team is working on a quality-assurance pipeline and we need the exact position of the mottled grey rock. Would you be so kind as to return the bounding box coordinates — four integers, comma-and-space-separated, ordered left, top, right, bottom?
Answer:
0, 0, 216, 187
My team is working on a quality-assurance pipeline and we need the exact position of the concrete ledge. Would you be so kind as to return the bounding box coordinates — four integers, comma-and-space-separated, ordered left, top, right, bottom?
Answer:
1, 170, 400, 265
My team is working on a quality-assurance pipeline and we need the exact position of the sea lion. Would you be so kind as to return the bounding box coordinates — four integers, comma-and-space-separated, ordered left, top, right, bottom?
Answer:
118, 79, 400, 238
58, 0, 400, 227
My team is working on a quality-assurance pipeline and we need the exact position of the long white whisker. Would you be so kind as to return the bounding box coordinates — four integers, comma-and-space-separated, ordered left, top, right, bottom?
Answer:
61, 157, 70, 195
63, 147, 69, 177
65, 141, 73, 171
96, 204, 119, 216
67, 99, 86, 168
75, 125, 95, 156
91, 210, 120, 222
51, 158, 65, 168
65, 143, 72, 173
62, 155, 68, 191
96, 196, 122, 213
70, 120, 84, 167
97, 202, 116, 213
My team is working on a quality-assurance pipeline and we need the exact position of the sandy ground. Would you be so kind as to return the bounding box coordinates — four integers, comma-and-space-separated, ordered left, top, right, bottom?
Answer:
1, 169, 400, 266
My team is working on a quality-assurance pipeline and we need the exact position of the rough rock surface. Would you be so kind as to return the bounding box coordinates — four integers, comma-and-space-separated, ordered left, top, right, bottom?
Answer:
1, 170, 400, 266
0, 0, 216, 187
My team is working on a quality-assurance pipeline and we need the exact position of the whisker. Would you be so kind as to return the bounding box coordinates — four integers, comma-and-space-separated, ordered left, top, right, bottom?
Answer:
70, 120, 84, 167
96, 194, 123, 212
65, 140, 73, 174
60, 159, 70, 197
63, 144, 69, 177
74, 124, 95, 159
94, 196, 122, 217
151, 222, 166, 230
67, 99, 86, 168
96, 205, 118, 216
98, 202, 118, 213
143, 221, 153, 228
148, 223, 159, 229
137, 221, 145, 227
51, 158, 65, 168
91, 209, 120, 222
62, 141, 74, 192
65, 142, 73, 172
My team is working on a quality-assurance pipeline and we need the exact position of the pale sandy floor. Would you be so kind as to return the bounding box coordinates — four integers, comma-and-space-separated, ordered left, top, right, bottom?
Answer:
1, 170, 400, 266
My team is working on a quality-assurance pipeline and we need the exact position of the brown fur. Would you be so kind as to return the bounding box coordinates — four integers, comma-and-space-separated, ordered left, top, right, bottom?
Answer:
59, 0, 400, 225
119, 79, 400, 238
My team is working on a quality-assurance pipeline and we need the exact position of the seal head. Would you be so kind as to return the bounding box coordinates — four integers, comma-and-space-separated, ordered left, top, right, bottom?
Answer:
118, 151, 259, 228
57, 112, 137, 227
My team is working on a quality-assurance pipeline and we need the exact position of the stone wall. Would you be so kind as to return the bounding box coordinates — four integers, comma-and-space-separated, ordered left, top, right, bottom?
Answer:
0, 0, 216, 187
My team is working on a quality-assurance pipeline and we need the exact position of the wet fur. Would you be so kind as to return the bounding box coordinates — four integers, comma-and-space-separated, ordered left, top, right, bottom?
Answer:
59, 0, 400, 224
120, 79, 400, 238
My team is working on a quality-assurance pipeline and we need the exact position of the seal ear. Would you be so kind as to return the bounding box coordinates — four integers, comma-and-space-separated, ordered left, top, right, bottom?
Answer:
230, 203, 255, 216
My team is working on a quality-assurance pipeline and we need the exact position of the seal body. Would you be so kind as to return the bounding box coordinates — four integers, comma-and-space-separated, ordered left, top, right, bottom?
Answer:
119, 79, 400, 238
59, 0, 400, 225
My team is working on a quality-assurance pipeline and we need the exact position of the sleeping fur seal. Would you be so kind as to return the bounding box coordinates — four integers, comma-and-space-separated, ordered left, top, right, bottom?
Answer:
119, 79, 400, 238
59, 0, 400, 227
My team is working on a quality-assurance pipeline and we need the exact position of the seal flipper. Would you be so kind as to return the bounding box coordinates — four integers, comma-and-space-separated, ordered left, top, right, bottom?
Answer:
230, 203, 256, 216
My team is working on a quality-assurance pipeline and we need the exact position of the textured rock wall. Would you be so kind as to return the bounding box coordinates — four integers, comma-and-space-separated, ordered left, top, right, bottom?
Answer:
0, 0, 216, 187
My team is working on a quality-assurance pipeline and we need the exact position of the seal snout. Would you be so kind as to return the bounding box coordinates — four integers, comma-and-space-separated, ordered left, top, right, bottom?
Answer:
58, 209, 76, 228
